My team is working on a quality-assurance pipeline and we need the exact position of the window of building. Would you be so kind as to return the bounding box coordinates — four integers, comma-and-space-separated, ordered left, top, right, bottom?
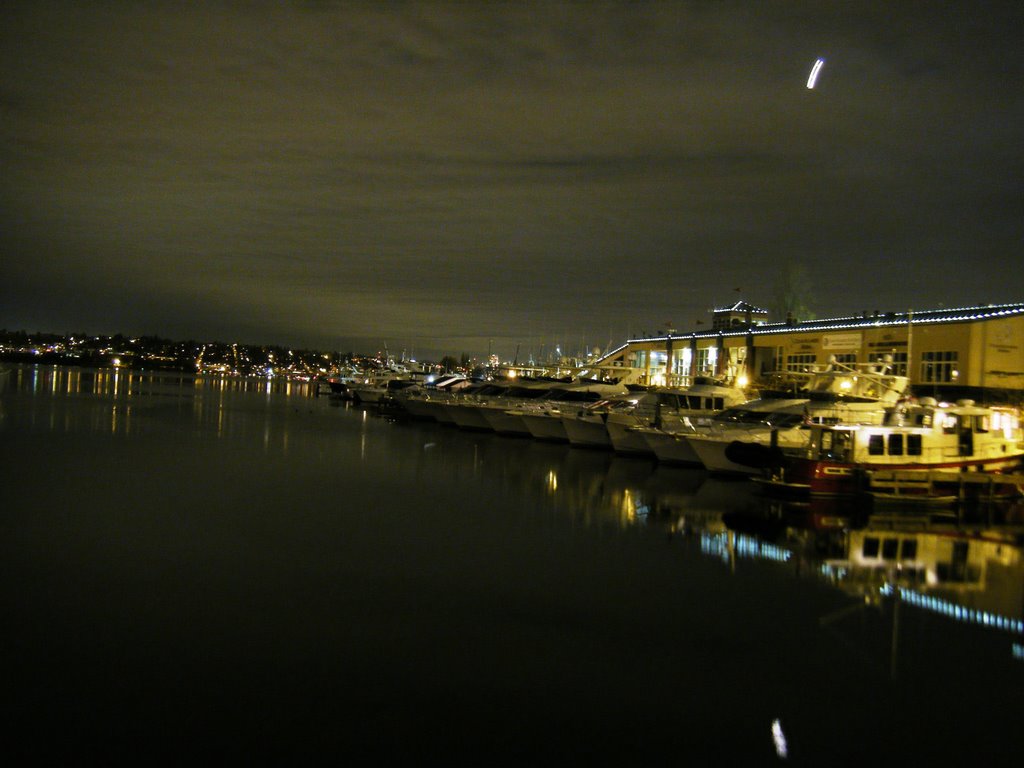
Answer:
873, 352, 908, 377
907, 434, 922, 455
921, 350, 959, 383
862, 537, 880, 558
833, 353, 857, 365
786, 353, 816, 372
888, 433, 904, 456
696, 348, 714, 375
882, 538, 899, 560
680, 347, 692, 377
868, 434, 884, 455
900, 539, 918, 560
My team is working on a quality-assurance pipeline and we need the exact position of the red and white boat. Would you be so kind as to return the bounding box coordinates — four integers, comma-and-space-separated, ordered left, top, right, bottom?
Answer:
766, 397, 1024, 498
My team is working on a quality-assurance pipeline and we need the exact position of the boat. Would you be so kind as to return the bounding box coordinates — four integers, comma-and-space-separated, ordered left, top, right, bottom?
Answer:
505, 377, 634, 442
605, 378, 751, 458
403, 376, 483, 423
683, 360, 911, 476
451, 378, 570, 433
561, 392, 649, 449
394, 374, 472, 420
762, 398, 1024, 499
347, 369, 414, 406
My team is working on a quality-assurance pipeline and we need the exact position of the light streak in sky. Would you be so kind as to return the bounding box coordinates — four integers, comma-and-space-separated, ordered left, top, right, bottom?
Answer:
807, 58, 825, 89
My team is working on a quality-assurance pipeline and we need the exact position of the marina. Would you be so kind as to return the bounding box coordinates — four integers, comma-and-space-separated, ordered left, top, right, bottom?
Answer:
6, 2, 1023, 762
2, 364, 1022, 763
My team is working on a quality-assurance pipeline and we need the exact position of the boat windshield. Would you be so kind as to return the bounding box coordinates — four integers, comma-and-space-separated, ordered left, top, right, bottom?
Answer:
712, 408, 804, 427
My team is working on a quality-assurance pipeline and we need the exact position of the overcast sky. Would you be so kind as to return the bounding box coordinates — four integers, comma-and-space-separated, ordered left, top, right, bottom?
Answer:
2, 1, 1022, 361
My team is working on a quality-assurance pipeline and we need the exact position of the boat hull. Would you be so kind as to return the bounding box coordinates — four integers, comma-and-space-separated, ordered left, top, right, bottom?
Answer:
780, 456, 1024, 498
562, 414, 611, 448
520, 411, 569, 442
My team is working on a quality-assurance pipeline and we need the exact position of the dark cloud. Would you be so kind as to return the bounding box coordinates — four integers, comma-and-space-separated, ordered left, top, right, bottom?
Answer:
2, 1, 1022, 359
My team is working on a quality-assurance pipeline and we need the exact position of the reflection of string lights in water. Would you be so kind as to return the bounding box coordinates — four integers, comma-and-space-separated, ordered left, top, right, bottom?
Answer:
880, 584, 1024, 634
818, 564, 848, 581
700, 532, 792, 564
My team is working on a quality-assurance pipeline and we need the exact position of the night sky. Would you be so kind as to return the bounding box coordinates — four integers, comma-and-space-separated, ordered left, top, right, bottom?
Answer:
2, 1, 1022, 361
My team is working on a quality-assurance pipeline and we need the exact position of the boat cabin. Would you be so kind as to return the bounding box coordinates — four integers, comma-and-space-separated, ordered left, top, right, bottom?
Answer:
800, 398, 1022, 468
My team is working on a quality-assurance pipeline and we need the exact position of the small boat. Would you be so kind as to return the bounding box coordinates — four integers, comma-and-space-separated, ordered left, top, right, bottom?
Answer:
763, 398, 1024, 499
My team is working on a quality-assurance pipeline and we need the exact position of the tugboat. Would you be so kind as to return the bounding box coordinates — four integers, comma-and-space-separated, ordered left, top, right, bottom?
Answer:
761, 398, 1024, 502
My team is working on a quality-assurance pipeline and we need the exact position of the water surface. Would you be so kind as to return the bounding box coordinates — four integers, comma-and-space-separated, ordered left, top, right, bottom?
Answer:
2, 366, 1021, 764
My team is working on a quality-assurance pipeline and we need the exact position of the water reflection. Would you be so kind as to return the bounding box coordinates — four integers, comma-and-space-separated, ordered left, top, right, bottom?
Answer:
3, 365, 1023, 761
377, 409, 1024, 643
10, 364, 317, 401
376, 406, 1024, 680
5, 364, 319, 446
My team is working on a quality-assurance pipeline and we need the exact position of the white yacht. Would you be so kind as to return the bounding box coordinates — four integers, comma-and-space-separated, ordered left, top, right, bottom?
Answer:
510, 378, 631, 442
683, 361, 911, 476
561, 392, 649, 449
605, 378, 751, 459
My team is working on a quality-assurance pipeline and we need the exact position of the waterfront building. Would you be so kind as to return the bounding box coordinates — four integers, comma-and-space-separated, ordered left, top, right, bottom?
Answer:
598, 301, 1024, 400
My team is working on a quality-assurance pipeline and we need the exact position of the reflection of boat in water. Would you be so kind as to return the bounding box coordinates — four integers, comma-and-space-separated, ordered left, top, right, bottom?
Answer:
823, 520, 1024, 628
685, 489, 1024, 641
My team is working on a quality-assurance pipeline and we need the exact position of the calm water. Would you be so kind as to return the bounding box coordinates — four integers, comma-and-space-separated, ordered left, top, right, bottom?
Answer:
1, 366, 1022, 764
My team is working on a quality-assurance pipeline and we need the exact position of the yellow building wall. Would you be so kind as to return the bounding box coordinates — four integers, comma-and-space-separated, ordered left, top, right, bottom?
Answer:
607, 315, 1024, 393
972, 315, 1024, 391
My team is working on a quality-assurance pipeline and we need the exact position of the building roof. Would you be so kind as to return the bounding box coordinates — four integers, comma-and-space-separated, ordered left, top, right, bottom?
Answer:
749, 302, 1024, 336
599, 302, 1024, 361
713, 301, 769, 314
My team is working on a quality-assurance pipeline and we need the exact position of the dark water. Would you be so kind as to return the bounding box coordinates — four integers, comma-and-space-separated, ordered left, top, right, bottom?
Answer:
1, 366, 1022, 764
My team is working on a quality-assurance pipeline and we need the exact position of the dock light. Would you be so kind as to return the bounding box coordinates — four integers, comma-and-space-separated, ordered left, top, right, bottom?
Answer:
112, 358, 121, 367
